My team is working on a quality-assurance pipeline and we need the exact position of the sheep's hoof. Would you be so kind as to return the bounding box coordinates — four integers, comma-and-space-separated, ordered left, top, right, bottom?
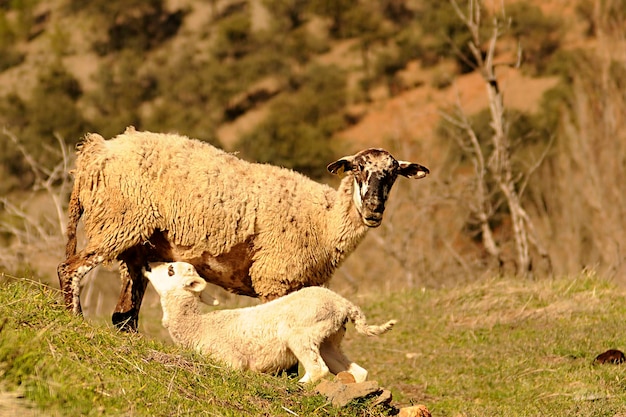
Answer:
112, 312, 138, 332
297, 375, 312, 384
284, 362, 300, 378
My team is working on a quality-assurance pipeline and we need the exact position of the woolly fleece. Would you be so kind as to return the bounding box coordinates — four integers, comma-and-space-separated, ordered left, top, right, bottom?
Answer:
146, 262, 396, 382
72, 128, 367, 298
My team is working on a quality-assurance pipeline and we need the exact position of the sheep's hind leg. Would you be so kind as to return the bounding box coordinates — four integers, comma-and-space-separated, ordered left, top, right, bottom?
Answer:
284, 362, 300, 379
112, 253, 148, 332
57, 251, 104, 315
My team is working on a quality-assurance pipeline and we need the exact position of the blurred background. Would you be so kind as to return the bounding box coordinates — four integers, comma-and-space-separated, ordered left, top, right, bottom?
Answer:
0, 0, 624, 328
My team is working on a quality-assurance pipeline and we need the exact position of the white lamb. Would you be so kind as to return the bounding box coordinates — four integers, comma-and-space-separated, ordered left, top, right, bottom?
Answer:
144, 261, 397, 384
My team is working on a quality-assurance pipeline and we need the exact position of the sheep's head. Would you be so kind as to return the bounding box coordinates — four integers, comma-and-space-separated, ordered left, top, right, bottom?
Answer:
327, 148, 429, 227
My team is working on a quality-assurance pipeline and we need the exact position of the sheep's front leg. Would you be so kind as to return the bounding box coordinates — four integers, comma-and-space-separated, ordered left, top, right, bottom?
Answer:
112, 257, 148, 332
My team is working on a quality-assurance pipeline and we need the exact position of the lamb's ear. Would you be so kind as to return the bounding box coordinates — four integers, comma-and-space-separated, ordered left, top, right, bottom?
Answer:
398, 161, 430, 179
327, 157, 354, 176
184, 277, 207, 293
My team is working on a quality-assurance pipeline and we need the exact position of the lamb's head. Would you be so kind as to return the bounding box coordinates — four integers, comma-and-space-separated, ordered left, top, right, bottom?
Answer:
327, 148, 429, 227
143, 262, 211, 328
143, 262, 208, 298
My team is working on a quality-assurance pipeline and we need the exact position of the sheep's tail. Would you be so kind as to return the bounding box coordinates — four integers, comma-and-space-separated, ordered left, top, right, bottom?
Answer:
349, 305, 397, 336
64, 177, 83, 258
64, 135, 99, 259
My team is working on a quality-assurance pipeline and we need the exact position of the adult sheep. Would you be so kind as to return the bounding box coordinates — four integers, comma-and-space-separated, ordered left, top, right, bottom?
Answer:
57, 127, 429, 330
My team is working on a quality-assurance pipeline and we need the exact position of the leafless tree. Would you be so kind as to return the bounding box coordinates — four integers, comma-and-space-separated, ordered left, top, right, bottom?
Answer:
0, 128, 73, 274
444, 0, 550, 276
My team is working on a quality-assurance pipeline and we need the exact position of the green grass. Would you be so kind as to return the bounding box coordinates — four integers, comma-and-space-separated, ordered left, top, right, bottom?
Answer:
0, 277, 390, 416
343, 270, 626, 416
3, 271, 626, 416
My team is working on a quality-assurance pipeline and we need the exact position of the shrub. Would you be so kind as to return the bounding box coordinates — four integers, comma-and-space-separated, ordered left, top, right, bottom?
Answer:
416, 2, 479, 73
74, 0, 184, 55
213, 10, 253, 60
0, 46, 24, 71
340, 1, 384, 39
307, 0, 358, 38
506, 2, 563, 76
278, 25, 330, 65
0, 62, 87, 186
237, 64, 346, 179
262, 0, 308, 30
144, 43, 286, 141
576, 0, 626, 37
86, 50, 156, 138
0, 8, 26, 71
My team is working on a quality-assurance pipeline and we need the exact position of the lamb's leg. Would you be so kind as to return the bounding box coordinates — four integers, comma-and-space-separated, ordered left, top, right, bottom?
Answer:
288, 339, 329, 384
57, 251, 104, 315
112, 254, 148, 332
320, 328, 369, 383
263, 293, 301, 378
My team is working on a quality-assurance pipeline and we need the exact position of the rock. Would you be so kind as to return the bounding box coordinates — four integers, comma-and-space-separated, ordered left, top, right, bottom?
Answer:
594, 349, 625, 364
371, 389, 393, 406
335, 371, 356, 384
315, 379, 381, 407
398, 405, 432, 417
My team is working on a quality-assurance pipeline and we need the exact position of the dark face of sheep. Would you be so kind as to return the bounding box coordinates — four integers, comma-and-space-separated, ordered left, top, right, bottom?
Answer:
327, 148, 430, 227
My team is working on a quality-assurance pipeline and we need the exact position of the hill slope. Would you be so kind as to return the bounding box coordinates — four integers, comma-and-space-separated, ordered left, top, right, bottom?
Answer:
0, 277, 392, 416
3, 271, 626, 416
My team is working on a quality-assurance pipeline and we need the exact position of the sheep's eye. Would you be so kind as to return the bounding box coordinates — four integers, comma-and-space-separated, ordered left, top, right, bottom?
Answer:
168, 265, 175, 276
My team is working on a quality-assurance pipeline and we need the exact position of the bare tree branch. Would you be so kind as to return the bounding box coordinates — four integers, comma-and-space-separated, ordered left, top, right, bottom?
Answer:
0, 129, 73, 274
443, 0, 551, 276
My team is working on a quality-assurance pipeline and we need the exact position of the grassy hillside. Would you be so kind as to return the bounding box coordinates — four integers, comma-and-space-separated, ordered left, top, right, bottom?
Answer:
0, 276, 392, 416
2, 271, 626, 416
348, 274, 626, 416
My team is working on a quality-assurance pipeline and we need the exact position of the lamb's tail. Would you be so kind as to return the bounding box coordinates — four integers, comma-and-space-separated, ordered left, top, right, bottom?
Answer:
349, 305, 397, 336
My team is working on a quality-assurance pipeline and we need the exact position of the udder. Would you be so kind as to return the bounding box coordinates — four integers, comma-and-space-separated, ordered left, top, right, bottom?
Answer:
147, 230, 258, 297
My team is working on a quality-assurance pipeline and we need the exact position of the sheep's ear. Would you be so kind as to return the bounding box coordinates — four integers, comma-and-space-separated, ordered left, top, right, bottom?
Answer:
143, 262, 160, 278
398, 161, 430, 179
200, 289, 220, 306
184, 277, 207, 293
327, 157, 354, 176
